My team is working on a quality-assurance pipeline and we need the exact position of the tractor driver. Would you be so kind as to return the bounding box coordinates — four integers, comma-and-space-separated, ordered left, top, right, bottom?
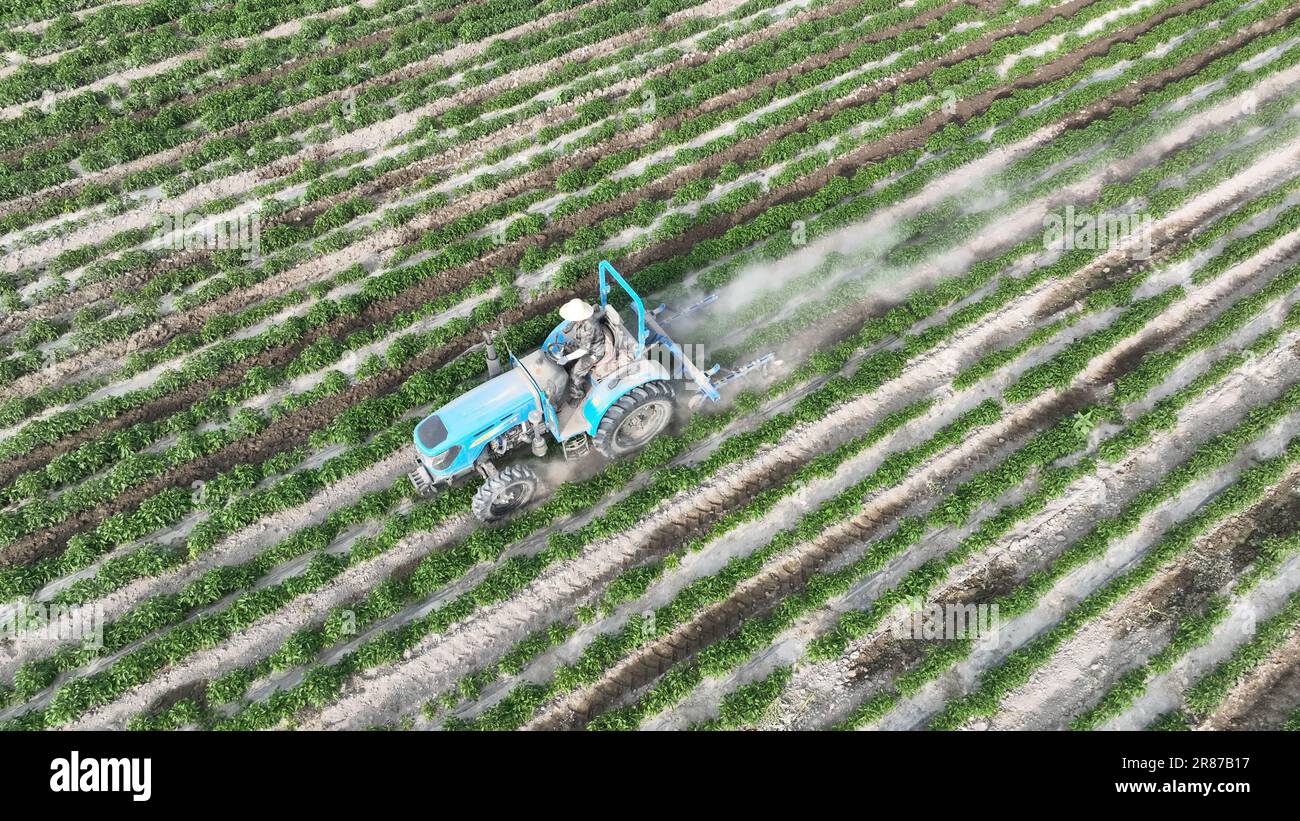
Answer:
558, 297, 607, 404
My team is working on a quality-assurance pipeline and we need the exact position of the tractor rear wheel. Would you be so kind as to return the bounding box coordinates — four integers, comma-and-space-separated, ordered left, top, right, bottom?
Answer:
472, 464, 539, 523
593, 380, 675, 458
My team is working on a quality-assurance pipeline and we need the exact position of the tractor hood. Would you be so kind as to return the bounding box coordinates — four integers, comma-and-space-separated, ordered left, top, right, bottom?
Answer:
414, 368, 539, 459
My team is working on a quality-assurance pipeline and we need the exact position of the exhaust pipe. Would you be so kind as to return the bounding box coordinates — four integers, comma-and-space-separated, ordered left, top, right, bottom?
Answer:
529, 409, 547, 457
484, 330, 501, 378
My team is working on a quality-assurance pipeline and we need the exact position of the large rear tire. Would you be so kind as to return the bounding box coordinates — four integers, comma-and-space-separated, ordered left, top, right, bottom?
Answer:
472, 464, 539, 523
592, 380, 675, 459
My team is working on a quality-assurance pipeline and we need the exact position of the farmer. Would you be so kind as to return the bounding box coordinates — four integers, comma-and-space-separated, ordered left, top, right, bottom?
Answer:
559, 297, 607, 403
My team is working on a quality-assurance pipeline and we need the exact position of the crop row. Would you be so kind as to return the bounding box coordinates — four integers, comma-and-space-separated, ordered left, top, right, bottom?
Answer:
926, 409, 1300, 729
7, 11, 1289, 597
1071, 531, 1300, 730
0, 0, 1284, 717
126, 65, 1300, 722
223, 105, 1279, 727
0, 0, 956, 462
806, 358, 1300, 730
615, 184, 1300, 729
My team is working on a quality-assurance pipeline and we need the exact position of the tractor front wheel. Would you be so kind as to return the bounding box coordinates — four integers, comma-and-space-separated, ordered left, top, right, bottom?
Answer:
472, 464, 539, 523
593, 380, 675, 459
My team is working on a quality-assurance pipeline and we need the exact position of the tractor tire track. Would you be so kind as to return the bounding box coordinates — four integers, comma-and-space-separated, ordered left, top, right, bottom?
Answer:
986, 471, 1300, 731
1196, 612, 1300, 730
847, 303, 1300, 730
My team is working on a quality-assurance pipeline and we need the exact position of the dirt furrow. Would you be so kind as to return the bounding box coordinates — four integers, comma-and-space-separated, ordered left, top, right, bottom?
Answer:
986, 470, 1300, 730
1098, 522, 1300, 728
0, 0, 952, 380
850, 367, 1300, 730
746, 155, 1300, 728
0, 0, 1251, 515
61, 509, 480, 729
0, 0, 760, 226
293, 190, 1203, 730
1197, 612, 1300, 730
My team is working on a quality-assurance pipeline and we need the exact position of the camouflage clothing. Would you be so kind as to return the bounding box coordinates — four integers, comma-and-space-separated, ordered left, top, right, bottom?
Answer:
564, 309, 607, 402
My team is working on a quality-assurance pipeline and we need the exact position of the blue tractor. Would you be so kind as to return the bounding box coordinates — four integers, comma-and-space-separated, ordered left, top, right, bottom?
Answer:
408, 260, 771, 522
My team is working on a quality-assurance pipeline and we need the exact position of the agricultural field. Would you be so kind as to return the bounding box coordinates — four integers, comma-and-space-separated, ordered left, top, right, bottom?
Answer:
1, 0, 1300, 736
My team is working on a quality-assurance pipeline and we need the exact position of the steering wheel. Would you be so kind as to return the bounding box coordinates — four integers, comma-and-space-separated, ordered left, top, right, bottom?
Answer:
545, 340, 566, 364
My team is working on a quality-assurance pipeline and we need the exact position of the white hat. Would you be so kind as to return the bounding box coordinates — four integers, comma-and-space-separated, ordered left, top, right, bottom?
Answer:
560, 298, 595, 322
